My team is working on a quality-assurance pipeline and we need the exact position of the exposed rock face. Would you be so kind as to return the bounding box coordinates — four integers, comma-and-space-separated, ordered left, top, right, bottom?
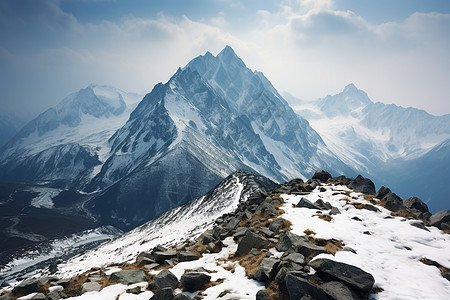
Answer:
349, 175, 376, 195
148, 269, 179, 291
430, 210, 450, 230
312, 169, 332, 182
235, 230, 269, 257
109, 270, 147, 285
296, 197, 322, 210
309, 258, 375, 292
150, 287, 174, 300
253, 257, 280, 282
285, 273, 329, 300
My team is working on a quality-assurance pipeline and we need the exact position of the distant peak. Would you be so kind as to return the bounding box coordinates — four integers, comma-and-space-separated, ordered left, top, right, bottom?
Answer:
217, 45, 238, 59
343, 83, 357, 92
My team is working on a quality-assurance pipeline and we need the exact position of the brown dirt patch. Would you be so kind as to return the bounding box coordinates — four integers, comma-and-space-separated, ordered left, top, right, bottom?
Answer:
304, 229, 316, 236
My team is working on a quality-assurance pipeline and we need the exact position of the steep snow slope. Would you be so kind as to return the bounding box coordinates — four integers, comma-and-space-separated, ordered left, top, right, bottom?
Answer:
0, 85, 141, 182
59, 171, 275, 278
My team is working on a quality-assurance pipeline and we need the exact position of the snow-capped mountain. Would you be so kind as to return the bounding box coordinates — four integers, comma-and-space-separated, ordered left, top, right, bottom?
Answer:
85, 46, 354, 229
0, 115, 27, 148
294, 84, 450, 211
0, 85, 141, 182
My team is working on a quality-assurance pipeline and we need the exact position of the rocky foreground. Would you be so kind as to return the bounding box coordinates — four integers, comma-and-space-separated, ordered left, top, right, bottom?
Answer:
1, 170, 449, 299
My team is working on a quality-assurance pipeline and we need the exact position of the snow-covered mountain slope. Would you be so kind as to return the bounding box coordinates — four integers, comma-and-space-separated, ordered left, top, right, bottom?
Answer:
0, 85, 142, 182
3, 171, 449, 300
0, 115, 27, 148
58, 171, 275, 278
295, 84, 450, 171
85, 46, 354, 229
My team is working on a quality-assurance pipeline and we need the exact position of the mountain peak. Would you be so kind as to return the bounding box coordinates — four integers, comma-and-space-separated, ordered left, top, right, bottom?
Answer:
343, 83, 357, 92
217, 45, 237, 58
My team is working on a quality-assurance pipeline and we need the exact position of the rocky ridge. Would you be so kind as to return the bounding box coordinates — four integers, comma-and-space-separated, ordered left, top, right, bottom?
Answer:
1, 170, 449, 299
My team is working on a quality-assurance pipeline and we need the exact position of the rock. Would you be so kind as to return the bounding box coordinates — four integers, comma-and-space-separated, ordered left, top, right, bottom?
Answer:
150, 287, 174, 300
319, 187, 327, 192
180, 272, 211, 292
144, 263, 160, 270
110, 269, 147, 285
285, 273, 329, 300
152, 244, 168, 253
235, 230, 269, 257
233, 227, 247, 240
348, 175, 376, 195
383, 192, 404, 212
45, 291, 67, 300
403, 197, 429, 213
375, 186, 391, 200
315, 199, 332, 210
0, 294, 12, 300
30, 293, 46, 299
148, 269, 179, 290
330, 207, 341, 215
12, 278, 40, 295
81, 282, 101, 294
321, 281, 361, 300
258, 227, 274, 238
276, 231, 305, 252
174, 294, 192, 300
343, 247, 357, 254
430, 210, 450, 229
365, 204, 379, 212
200, 230, 215, 245
136, 251, 154, 263
309, 258, 375, 292
55, 279, 71, 288
126, 286, 142, 294
255, 289, 271, 300
225, 217, 241, 230
256, 202, 279, 217
154, 250, 177, 263
269, 219, 284, 233
312, 170, 332, 182
253, 257, 280, 282
293, 240, 327, 257
178, 251, 198, 262
296, 197, 322, 210
410, 222, 430, 232
275, 267, 288, 290
283, 252, 305, 265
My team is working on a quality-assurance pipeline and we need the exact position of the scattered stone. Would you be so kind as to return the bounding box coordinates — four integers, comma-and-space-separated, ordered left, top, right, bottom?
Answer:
154, 250, 177, 263
45, 290, 68, 300
55, 278, 71, 288
144, 263, 160, 270
81, 282, 101, 294
152, 244, 168, 253
276, 231, 305, 252
110, 269, 147, 285
348, 175, 376, 195
343, 247, 357, 254
365, 204, 379, 212
258, 227, 274, 238
148, 269, 179, 291
136, 252, 154, 263
296, 197, 322, 210
330, 207, 341, 215
321, 281, 362, 300
12, 278, 40, 295
127, 286, 142, 294
293, 239, 327, 257
253, 257, 280, 282
255, 289, 271, 300
150, 287, 174, 300
178, 251, 198, 262
283, 252, 305, 265
309, 258, 375, 292
315, 199, 332, 210
319, 187, 327, 192
235, 230, 269, 257
256, 202, 279, 217
269, 219, 284, 233
363, 231, 371, 235
180, 272, 211, 292
285, 273, 329, 300
174, 294, 192, 300
31, 293, 46, 299
410, 222, 430, 232
352, 216, 362, 222
312, 170, 332, 182
430, 210, 450, 229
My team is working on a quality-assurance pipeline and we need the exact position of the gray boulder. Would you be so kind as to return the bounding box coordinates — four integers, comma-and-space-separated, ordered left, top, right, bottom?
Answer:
148, 269, 179, 290
383, 192, 404, 212
375, 186, 391, 200
309, 258, 375, 292
403, 197, 429, 213
285, 274, 329, 300
256, 202, 279, 217
154, 250, 177, 263
330, 207, 341, 215
430, 210, 450, 229
276, 231, 305, 252
321, 281, 361, 300
293, 240, 327, 257
12, 278, 40, 295
312, 170, 332, 182
174, 294, 192, 300
110, 269, 147, 285
81, 282, 101, 294
150, 287, 174, 300
315, 199, 332, 210
180, 272, 211, 292
348, 175, 375, 195
235, 230, 269, 257
45, 290, 68, 300
269, 219, 284, 233
178, 251, 198, 262
283, 252, 305, 265
296, 197, 322, 210
253, 257, 280, 282
255, 289, 271, 300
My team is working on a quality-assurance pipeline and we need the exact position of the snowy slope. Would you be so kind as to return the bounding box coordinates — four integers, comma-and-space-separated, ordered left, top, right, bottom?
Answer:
0, 85, 142, 182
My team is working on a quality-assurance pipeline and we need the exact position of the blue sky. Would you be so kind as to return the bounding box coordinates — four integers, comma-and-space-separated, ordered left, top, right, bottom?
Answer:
1, 0, 449, 119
